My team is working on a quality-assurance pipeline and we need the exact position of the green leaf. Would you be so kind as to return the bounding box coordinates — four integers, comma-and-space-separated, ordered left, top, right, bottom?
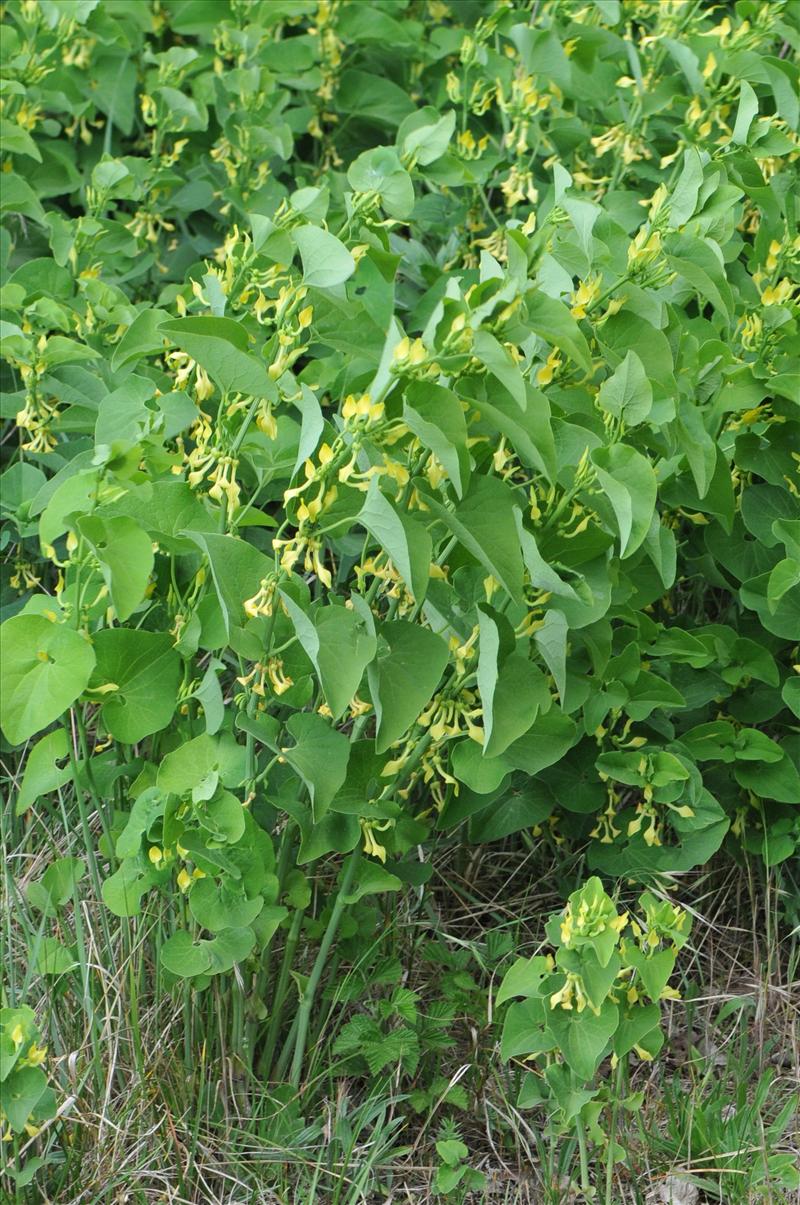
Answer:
160, 930, 212, 978
186, 532, 274, 638
358, 478, 431, 603
0, 616, 95, 745
101, 860, 155, 918
188, 878, 264, 932
102, 481, 213, 552
192, 658, 225, 736
111, 307, 171, 370
115, 788, 166, 859
0, 118, 42, 161
476, 603, 514, 752
282, 712, 350, 821
347, 145, 414, 217
337, 69, 415, 127
206, 926, 256, 974
37, 470, 99, 550
291, 384, 324, 478
643, 514, 677, 590
199, 797, 248, 856
436, 1138, 468, 1167
468, 786, 552, 843
496, 955, 551, 1006
293, 224, 356, 288
534, 609, 568, 702
77, 515, 154, 621
160, 316, 276, 398
342, 863, 403, 903
418, 476, 525, 604
591, 444, 657, 558
544, 1063, 598, 1122
2, 1066, 49, 1133
526, 290, 592, 373
34, 936, 77, 977
473, 381, 557, 483
162, 924, 256, 979
92, 629, 181, 742
403, 381, 470, 498
613, 1002, 662, 1058
516, 514, 577, 599
502, 709, 577, 776
473, 329, 527, 410
668, 146, 704, 226
0, 172, 47, 224
281, 594, 376, 720
451, 740, 510, 793
368, 621, 448, 754
732, 79, 759, 145
158, 734, 218, 796
500, 998, 551, 1060
27, 856, 85, 914
546, 999, 619, 1080
488, 652, 548, 759
676, 398, 716, 499
398, 106, 455, 164
16, 729, 71, 815
666, 234, 733, 321
767, 558, 800, 613
597, 350, 652, 426
782, 678, 800, 720
735, 752, 800, 804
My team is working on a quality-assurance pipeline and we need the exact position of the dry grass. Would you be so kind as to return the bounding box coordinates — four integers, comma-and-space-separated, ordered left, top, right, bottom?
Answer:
2, 782, 798, 1204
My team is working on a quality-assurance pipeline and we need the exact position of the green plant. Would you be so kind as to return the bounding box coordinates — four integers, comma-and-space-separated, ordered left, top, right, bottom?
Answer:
498, 877, 691, 1200
0, 1006, 56, 1144
433, 1123, 486, 1198
1, 0, 798, 1198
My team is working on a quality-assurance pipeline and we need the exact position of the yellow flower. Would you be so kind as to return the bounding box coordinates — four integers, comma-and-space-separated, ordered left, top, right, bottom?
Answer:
342, 392, 384, 427
141, 94, 157, 125
500, 164, 538, 209
570, 276, 601, 319
761, 278, 794, 305
627, 227, 662, 271
266, 658, 294, 696
537, 349, 562, 386
361, 818, 393, 863
208, 457, 241, 510
244, 575, 277, 620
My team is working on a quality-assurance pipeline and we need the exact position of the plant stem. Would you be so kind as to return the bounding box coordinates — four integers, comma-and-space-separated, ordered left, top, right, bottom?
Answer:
260, 904, 304, 1078
288, 846, 361, 1089
63, 712, 114, 954
274, 1012, 299, 1081
576, 1112, 592, 1199
605, 1058, 625, 1205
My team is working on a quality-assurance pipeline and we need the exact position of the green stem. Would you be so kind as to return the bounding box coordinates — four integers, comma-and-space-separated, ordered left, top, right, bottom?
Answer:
576, 1111, 592, 1198
63, 713, 114, 954
260, 905, 304, 1077
273, 1012, 299, 1081
288, 846, 361, 1089
605, 1058, 625, 1205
